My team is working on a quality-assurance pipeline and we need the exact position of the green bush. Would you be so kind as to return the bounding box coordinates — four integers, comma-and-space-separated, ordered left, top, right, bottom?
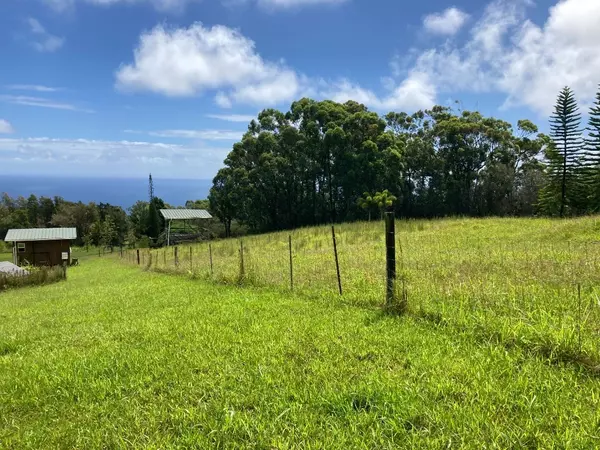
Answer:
0, 266, 66, 292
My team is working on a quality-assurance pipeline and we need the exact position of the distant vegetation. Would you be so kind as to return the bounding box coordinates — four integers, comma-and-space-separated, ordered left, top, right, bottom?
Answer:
209, 85, 600, 233
0, 175, 230, 250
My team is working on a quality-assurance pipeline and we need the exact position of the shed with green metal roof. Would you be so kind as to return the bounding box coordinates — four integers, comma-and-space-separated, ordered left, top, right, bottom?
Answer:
4, 228, 77, 266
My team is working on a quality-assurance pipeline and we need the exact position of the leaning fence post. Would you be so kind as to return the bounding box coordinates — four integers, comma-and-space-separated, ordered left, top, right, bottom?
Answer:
385, 211, 396, 307
331, 225, 342, 295
288, 235, 294, 291
136, 249, 140, 265
209, 243, 213, 276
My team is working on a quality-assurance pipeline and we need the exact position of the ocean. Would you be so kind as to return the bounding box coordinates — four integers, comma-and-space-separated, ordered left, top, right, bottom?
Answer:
0, 175, 212, 209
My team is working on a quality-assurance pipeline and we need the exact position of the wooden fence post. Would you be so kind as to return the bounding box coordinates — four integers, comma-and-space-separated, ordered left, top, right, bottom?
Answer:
163, 250, 166, 266
174, 246, 179, 267
288, 235, 293, 291
331, 225, 342, 295
239, 240, 245, 279
209, 243, 213, 276
136, 249, 140, 265
189, 246, 193, 271
385, 211, 396, 306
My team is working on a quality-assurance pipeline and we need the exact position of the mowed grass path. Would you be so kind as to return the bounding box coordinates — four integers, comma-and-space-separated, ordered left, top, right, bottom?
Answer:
1, 259, 600, 448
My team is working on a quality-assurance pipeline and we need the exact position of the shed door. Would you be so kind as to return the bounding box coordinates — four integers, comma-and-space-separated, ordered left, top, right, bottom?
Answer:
34, 252, 51, 266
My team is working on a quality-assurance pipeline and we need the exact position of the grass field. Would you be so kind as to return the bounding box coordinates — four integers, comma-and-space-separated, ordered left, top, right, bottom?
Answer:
135, 217, 600, 368
2, 257, 600, 448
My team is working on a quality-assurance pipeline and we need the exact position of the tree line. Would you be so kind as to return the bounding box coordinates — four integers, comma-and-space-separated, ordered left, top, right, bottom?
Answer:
208, 86, 600, 234
0, 175, 219, 248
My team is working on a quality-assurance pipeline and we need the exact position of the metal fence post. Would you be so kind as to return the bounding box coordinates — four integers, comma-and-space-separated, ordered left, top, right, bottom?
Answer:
331, 225, 342, 295
385, 211, 396, 306
288, 235, 293, 291
239, 240, 245, 279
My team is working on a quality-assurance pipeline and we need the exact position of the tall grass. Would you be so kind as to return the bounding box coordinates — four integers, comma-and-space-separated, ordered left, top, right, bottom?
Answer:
125, 216, 600, 367
0, 265, 66, 291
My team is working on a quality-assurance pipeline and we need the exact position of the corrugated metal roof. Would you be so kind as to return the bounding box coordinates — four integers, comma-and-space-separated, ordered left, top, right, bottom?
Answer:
4, 228, 77, 242
160, 209, 212, 220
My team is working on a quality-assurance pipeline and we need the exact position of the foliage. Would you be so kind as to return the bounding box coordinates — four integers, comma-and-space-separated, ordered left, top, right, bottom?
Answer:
209, 100, 548, 233
0, 265, 65, 291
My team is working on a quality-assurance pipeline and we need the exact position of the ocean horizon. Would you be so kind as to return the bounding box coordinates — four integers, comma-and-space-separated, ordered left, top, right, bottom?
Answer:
0, 175, 212, 209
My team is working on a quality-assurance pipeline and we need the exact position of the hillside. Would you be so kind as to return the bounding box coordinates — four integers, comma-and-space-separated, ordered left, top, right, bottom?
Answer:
139, 216, 600, 367
1, 256, 600, 448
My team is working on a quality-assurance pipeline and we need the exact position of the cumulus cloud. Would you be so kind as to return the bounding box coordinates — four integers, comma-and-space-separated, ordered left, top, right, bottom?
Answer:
404, 0, 600, 115
320, 71, 437, 112
27, 18, 65, 52
0, 120, 14, 134
116, 23, 302, 107
423, 7, 470, 35
115, 22, 434, 112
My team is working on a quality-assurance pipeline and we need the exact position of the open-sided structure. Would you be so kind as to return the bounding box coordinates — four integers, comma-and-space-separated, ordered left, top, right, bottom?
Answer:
4, 227, 77, 266
160, 209, 212, 246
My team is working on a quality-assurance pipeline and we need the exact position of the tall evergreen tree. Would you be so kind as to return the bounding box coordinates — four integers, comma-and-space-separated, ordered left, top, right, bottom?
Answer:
584, 85, 600, 211
147, 174, 160, 239
148, 173, 155, 201
541, 87, 584, 217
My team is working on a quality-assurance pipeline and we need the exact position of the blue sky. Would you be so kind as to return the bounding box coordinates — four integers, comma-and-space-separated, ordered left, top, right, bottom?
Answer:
0, 0, 598, 179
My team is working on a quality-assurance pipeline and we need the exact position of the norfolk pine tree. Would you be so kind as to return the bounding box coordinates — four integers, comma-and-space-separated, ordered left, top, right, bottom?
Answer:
584, 85, 600, 211
540, 87, 584, 216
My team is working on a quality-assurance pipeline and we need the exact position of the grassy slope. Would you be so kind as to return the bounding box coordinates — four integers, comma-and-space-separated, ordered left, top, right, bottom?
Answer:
143, 217, 600, 364
1, 258, 600, 448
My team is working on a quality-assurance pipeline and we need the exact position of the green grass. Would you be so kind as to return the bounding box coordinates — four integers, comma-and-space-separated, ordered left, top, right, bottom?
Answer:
136, 217, 600, 368
2, 257, 600, 448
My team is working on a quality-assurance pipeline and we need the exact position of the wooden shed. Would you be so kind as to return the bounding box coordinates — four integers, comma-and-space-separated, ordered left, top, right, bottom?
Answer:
4, 228, 77, 267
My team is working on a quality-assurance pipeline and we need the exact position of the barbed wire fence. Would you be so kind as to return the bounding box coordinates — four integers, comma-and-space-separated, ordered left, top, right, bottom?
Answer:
120, 218, 600, 369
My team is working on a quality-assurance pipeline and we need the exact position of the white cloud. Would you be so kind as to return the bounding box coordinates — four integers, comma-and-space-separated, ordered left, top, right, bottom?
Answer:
115, 22, 434, 112
126, 129, 243, 140
0, 137, 228, 178
116, 23, 301, 107
42, 0, 344, 13
7, 84, 61, 92
423, 7, 470, 35
0, 95, 93, 113
42, 0, 75, 12
0, 120, 14, 134
401, 0, 600, 115
206, 113, 255, 122
256, 0, 347, 8
27, 18, 65, 52
320, 71, 437, 112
